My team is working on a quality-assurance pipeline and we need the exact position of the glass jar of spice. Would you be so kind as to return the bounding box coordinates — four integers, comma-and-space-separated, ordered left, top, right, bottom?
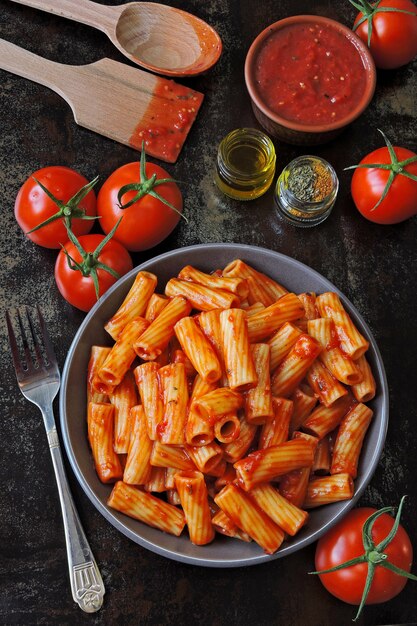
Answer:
215, 128, 276, 200
274, 155, 339, 227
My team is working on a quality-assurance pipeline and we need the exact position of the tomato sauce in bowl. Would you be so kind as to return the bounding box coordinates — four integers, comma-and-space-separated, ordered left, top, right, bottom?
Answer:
245, 16, 376, 143
254, 22, 367, 126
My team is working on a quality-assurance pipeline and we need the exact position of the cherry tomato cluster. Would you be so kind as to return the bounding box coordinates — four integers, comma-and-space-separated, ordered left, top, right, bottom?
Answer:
14, 151, 183, 311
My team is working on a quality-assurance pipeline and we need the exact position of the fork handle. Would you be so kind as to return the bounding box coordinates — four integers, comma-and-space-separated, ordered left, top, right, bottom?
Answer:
47, 425, 105, 612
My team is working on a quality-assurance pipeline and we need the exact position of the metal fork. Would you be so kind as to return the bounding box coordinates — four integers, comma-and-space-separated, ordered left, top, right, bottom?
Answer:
6, 306, 105, 613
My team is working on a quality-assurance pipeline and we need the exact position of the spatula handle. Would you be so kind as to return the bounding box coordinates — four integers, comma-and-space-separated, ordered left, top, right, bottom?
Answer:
0, 38, 71, 92
9, 0, 118, 33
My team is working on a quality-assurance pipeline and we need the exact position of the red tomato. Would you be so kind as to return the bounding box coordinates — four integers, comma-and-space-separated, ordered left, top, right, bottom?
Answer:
353, 0, 417, 69
54, 234, 132, 312
351, 145, 417, 224
97, 160, 183, 252
315, 507, 413, 605
15, 166, 97, 249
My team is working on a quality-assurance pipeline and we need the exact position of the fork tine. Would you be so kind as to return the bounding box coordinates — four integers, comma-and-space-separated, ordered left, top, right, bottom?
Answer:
16, 307, 34, 372
26, 306, 44, 368
36, 305, 57, 367
5, 309, 25, 377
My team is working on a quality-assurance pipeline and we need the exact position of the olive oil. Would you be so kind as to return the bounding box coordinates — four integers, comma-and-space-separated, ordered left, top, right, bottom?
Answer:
215, 128, 276, 200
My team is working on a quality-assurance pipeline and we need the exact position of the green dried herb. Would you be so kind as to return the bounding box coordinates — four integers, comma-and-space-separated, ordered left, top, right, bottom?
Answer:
288, 164, 317, 201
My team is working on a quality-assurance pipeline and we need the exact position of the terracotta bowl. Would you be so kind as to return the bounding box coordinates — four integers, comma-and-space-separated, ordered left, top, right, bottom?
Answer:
244, 15, 376, 145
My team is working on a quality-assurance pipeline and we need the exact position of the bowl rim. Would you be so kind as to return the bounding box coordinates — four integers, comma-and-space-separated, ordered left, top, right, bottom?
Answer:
244, 15, 377, 133
60, 243, 389, 567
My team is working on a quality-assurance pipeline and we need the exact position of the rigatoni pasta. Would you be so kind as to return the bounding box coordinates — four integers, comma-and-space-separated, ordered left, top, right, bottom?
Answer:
302, 394, 353, 440
134, 296, 191, 360
220, 308, 257, 390
330, 403, 373, 478
306, 359, 348, 407
174, 316, 222, 383
249, 484, 309, 536
244, 344, 274, 425
222, 259, 288, 304
271, 334, 322, 397
267, 322, 303, 372
213, 413, 241, 443
174, 471, 215, 545
221, 414, 257, 463
304, 473, 354, 509
259, 397, 293, 448
104, 271, 157, 340
108, 481, 186, 536
123, 405, 153, 485
351, 355, 376, 403
109, 370, 138, 454
279, 467, 311, 508
87, 402, 123, 484
85, 258, 377, 554
290, 385, 317, 433
246, 293, 305, 343
87, 346, 111, 404
165, 278, 239, 311
96, 317, 149, 391
214, 484, 285, 554
198, 310, 228, 386
316, 292, 369, 359
158, 363, 189, 444
178, 265, 249, 299
234, 439, 315, 490
134, 362, 164, 440
211, 509, 252, 542
307, 318, 362, 385
145, 293, 169, 323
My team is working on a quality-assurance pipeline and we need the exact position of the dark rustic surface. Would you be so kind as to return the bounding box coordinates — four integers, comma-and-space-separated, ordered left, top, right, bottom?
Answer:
1, 1, 417, 624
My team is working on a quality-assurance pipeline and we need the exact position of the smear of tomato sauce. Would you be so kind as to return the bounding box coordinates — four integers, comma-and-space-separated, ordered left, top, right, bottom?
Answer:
129, 79, 204, 163
254, 22, 367, 125
292, 334, 322, 359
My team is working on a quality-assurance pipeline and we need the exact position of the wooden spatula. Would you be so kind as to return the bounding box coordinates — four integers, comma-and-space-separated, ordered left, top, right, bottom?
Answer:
0, 38, 204, 163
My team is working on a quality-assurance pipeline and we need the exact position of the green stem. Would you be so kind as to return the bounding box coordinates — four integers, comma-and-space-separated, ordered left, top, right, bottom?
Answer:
345, 130, 417, 212
116, 141, 187, 222
353, 563, 376, 622
61, 218, 124, 300
309, 555, 367, 575
375, 496, 406, 552
380, 560, 417, 581
310, 497, 416, 622
27, 176, 99, 234
350, 0, 417, 47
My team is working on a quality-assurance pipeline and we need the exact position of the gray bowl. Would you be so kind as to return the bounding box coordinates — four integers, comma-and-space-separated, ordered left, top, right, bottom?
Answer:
60, 243, 388, 567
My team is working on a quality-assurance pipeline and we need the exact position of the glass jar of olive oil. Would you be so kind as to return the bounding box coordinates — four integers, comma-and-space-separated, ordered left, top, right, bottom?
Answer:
215, 128, 276, 200
274, 155, 339, 227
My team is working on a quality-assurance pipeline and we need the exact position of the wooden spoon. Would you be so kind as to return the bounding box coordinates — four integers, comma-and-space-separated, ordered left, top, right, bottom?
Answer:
10, 0, 223, 77
0, 38, 204, 162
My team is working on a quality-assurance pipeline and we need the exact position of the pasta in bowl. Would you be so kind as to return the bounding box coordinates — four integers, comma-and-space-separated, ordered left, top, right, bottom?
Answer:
60, 244, 388, 566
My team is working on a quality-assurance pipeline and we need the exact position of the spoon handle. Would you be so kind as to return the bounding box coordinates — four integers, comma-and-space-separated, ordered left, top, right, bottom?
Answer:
9, 0, 119, 34
0, 37, 71, 88
0, 37, 90, 107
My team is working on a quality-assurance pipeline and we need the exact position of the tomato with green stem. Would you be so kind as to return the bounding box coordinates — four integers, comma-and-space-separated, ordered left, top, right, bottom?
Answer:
54, 219, 133, 312
311, 497, 416, 621
346, 129, 417, 224
97, 146, 185, 252
15, 166, 98, 249
350, 0, 417, 69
